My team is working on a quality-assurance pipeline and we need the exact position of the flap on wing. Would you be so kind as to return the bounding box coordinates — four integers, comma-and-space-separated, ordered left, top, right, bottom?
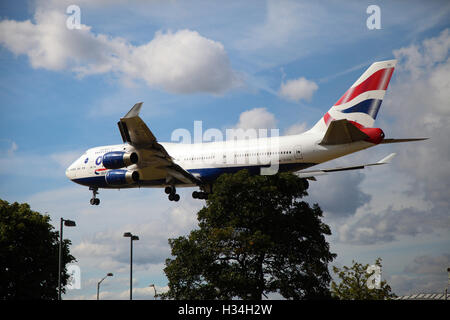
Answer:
320, 119, 369, 145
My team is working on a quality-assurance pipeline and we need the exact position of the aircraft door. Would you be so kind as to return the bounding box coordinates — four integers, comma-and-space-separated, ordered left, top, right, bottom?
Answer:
294, 145, 303, 160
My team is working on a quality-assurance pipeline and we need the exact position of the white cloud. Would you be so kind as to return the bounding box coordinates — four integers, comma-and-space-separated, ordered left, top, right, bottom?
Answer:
122, 29, 238, 94
337, 206, 449, 245
234, 107, 277, 130
404, 253, 450, 275
278, 77, 318, 102
284, 122, 308, 135
0, 8, 238, 94
307, 171, 371, 218
390, 253, 450, 295
387, 28, 450, 209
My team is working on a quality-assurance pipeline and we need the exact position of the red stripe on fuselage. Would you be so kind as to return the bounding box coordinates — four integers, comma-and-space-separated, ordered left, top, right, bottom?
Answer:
335, 67, 394, 106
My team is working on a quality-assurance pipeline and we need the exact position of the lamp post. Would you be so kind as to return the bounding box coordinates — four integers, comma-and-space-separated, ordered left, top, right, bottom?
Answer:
97, 273, 113, 300
149, 284, 157, 299
446, 267, 450, 300
123, 232, 139, 300
58, 218, 76, 300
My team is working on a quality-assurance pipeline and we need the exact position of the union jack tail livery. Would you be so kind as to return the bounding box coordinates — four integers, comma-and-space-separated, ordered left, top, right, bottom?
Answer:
312, 59, 397, 132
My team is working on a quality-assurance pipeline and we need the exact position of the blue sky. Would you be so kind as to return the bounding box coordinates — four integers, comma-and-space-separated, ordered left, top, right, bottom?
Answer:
0, 0, 449, 299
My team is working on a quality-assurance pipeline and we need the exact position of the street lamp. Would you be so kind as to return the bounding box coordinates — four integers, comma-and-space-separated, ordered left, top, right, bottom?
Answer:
446, 267, 450, 300
97, 273, 113, 300
58, 218, 76, 300
123, 232, 139, 300
149, 284, 157, 299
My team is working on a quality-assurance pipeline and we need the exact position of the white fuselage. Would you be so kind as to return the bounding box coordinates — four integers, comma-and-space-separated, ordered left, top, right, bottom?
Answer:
66, 130, 374, 189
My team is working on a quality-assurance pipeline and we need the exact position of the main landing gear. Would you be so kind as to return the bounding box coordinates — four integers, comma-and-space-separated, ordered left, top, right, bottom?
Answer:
89, 186, 100, 205
192, 191, 209, 200
165, 186, 180, 202
192, 184, 212, 200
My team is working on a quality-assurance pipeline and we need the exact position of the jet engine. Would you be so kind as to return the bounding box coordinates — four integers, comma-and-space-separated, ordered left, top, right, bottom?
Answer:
102, 151, 138, 169
105, 169, 139, 185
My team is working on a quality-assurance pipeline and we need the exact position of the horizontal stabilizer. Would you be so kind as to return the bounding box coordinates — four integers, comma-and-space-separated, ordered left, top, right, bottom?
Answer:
295, 153, 396, 179
319, 119, 369, 145
380, 138, 429, 144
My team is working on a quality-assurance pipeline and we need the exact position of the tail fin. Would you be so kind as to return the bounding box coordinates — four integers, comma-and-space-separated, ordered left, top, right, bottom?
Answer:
311, 59, 396, 132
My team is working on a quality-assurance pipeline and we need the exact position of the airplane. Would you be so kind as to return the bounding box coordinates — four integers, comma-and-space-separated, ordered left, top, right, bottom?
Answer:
66, 59, 427, 205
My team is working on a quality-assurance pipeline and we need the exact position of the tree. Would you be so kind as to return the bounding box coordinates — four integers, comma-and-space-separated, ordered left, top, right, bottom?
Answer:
0, 199, 76, 299
162, 170, 336, 300
331, 258, 396, 300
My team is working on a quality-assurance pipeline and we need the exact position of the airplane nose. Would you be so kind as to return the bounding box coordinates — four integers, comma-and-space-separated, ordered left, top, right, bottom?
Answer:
66, 163, 74, 179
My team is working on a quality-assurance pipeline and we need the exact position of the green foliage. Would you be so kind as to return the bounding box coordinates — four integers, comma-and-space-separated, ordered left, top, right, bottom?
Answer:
0, 199, 76, 300
163, 170, 336, 300
331, 258, 397, 300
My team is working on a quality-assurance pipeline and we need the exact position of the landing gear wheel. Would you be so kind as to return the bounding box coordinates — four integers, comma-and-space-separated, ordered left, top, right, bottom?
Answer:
167, 186, 180, 201
168, 192, 180, 202
89, 187, 100, 206
192, 191, 209, 200
90, 197, 100, 205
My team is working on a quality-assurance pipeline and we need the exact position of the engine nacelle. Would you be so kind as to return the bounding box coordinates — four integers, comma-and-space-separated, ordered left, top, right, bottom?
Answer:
105, 169, 139, 185
102, 151, 138, 169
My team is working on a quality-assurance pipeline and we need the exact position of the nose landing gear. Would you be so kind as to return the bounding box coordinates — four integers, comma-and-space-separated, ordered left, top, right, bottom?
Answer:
89, 186, 100, 205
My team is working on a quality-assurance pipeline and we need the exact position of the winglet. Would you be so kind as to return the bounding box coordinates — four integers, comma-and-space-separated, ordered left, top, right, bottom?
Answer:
123, 102, 143, 118
377, 153, 396, 164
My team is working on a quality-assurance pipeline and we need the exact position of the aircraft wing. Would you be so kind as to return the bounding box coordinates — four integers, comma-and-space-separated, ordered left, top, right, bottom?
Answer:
295, 153, 396, 180
117, 102, 202, 185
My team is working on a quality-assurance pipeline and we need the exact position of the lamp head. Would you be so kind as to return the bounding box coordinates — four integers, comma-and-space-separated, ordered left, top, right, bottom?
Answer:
64, 219, 76, 227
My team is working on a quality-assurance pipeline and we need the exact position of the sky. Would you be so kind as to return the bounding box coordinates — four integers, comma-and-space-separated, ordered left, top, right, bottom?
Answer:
0, 0, 449, 299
